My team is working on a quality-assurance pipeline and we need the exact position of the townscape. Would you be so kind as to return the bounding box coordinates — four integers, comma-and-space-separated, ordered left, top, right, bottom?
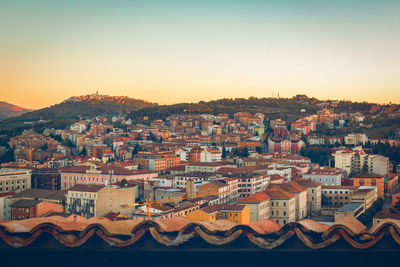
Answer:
1, 93, 400, 228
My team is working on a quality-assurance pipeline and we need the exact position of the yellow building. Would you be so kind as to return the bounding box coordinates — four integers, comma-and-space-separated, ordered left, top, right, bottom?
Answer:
187, 204, 250, 224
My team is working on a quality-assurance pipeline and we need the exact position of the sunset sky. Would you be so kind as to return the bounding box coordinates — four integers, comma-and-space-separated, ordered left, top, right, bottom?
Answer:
1, 0, 399, 109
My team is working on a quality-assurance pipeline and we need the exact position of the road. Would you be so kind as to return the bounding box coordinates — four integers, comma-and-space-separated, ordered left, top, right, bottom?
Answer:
383, 182, 400, 210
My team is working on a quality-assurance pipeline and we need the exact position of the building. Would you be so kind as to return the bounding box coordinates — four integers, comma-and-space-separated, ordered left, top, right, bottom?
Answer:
267, 138, 305, 155
66, 184, 135, 218
322, 186, 359, 207
353, 174, 385, 198
303, 166, 343, 186
60, 165, 158, 190
264, 188, 296, 225
237, 173, 270, 198
11, 199, 64, 220
184, 162, 234, 173
31, 168, 61, 190
200, 148, 222, 162
197, 179, 239, 204
350, 188, 377, 209
267, 181, 308, 220
0, 169, 31, 193
332, 148, 389, 176
186, 204, 250, 224
344, 133, 368, 146
237, 191, 270, 222
334, 202, 365, 221
172, 173, 213, 193
295, 178, 322, 216
0, 192, 15, 220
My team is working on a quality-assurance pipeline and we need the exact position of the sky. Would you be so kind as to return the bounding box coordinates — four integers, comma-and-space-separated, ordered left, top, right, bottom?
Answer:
0, 0, 399, 109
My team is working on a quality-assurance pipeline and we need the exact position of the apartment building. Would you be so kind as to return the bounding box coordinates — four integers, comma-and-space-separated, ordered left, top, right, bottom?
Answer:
333, 148, 389, 176
344, 133, 368, 145
268, 181, 308, 220
295, 178, 322, 216
353, 174, 385, 198
264, 188, 296, 225
237, 173, 270, 198
197, 179, 239, 204
66, 184, 135, 218
200, 148, 222, 162
237, 191, 270, 222
322, 185, 359, 207
0, 169, 31, 194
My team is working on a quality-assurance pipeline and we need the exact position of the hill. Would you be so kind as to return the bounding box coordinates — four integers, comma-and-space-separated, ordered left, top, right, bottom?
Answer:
127, 96, 376, 124
0, 101, 34, 121
0, 94, 157, 137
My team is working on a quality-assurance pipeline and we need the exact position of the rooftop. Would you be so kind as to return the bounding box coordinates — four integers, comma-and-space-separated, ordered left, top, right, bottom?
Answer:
337, 202, 364, 212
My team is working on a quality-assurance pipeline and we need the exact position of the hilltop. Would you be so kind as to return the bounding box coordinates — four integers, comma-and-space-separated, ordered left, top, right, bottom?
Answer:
0, 101, 34, 121
0, 94, 157, 137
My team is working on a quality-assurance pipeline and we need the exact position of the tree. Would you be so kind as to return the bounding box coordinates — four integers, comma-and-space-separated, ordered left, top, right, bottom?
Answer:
80, 145, 87, 156
243, 146, 249, 157
361, 160, 369, 174
40, 143, 48, 151
222, 146, 227, 159
255, 146, 263, 154
133, 144, 140, 156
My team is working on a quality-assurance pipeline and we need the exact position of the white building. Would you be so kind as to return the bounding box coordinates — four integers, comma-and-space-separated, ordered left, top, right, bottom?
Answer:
0, 169, 31, 194
303, 166, 343, 186
344, 133, 368, 146
200, 148, 222, 162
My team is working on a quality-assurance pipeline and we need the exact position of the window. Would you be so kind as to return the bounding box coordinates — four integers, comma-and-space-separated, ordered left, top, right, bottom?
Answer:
271, 211, 274, 216
283, 202, 286, 207
283, 211, 286, 216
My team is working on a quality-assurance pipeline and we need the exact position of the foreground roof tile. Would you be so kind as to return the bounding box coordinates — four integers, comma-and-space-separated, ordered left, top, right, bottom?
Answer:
0, 216, 400, 250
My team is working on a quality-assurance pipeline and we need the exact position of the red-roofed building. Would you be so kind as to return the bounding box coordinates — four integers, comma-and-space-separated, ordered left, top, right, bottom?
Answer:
264, 188, 296, 225
237, 191, 270, 222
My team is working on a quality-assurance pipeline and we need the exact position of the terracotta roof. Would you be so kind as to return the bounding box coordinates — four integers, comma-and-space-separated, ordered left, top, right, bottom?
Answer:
201, 204, 246, 214
294, 178, 321, 187
68, 184, 105, 192
238, 192, 270, 203
1, 216, 397, 250
11, 199, 41, 208
354, 174, 384, 179
264, 188, 296, 199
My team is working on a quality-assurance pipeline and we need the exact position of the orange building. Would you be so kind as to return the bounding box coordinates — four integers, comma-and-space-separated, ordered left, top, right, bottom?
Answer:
353, 174, 385, 198
186, 204, 250, 224
188, 148, 202, 162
